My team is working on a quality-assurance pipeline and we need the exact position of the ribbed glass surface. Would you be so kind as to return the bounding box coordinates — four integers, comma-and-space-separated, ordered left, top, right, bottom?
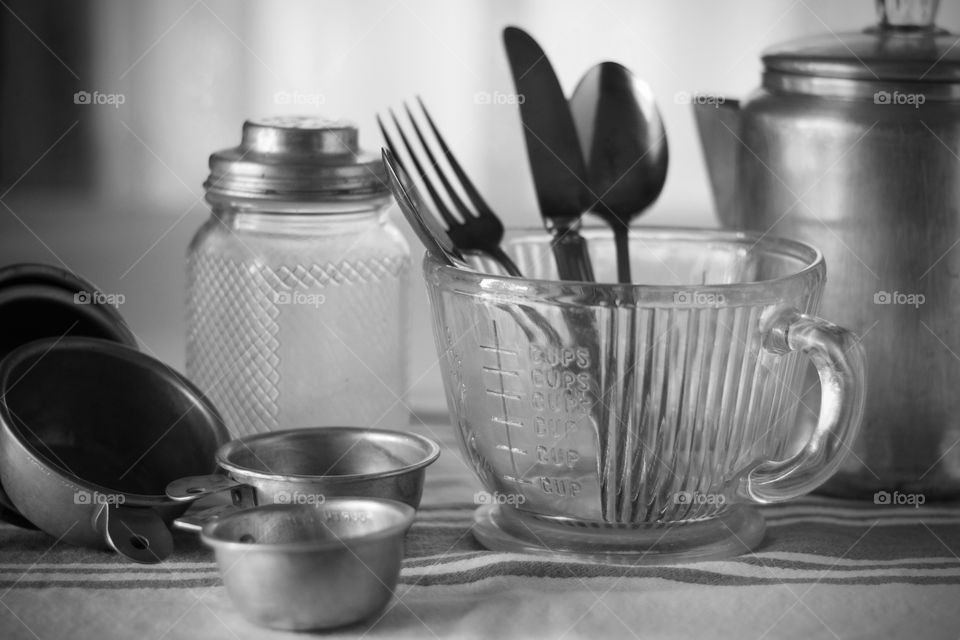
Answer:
428, 229, 822, 525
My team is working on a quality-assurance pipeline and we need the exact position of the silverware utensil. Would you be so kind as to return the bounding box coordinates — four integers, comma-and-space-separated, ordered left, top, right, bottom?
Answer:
570, 63, 668, 519
503, 26, 594, 282
382, 148, 468, 270
570, 62, 668, 283
381, 140, 566, 348
378, 100, 522, 277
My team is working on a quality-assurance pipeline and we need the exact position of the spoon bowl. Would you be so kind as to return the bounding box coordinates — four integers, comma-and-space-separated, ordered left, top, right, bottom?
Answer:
570, 62, 668, 283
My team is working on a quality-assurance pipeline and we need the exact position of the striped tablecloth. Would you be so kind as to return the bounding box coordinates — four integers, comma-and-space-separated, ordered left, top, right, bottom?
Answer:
1, 415, 958, 640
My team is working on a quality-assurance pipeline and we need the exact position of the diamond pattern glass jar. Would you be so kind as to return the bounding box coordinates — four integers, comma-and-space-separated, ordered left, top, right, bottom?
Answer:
187, 117, 410, 436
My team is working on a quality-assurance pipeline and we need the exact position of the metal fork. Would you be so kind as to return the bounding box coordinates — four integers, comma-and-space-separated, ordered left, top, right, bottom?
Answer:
377, 98, 522, 277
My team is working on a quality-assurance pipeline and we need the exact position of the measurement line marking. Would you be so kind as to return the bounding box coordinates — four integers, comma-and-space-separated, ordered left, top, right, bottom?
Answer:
491, 417, 524, 429
479, 345, 519, 356
496, 445, 528, 456
485, 389, 522, 400
503, 475, 533, 485
491, 319, 524, 500
482, 366, 521, 377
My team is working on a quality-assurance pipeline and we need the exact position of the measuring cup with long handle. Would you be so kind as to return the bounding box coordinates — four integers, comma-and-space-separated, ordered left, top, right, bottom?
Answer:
167, 427, 441, 530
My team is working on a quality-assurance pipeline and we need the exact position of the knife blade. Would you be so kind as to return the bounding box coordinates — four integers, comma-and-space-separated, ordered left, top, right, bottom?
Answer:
503, 26, 594, 281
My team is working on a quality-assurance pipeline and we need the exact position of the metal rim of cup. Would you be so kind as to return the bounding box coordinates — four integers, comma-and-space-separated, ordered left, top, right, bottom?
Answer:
425, 225, 825, 306
214, 427, 442, 484
0, 336, 228, 505
199, 498, 416, 552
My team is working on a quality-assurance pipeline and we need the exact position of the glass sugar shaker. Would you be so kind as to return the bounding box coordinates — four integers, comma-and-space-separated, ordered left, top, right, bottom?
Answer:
187, 116, 410, 437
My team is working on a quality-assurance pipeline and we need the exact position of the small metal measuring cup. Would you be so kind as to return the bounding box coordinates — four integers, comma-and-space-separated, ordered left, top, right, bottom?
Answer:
0, 338, 228, 563
166, 427, 440, 529
201, 498, 414, 631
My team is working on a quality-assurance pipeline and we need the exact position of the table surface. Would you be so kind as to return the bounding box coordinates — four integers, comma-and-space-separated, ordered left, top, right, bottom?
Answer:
0, 414, 959, 640
0, 195, 959, 639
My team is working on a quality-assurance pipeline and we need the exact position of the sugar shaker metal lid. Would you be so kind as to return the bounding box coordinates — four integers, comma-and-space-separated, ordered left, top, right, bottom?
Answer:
204, 116, 390, 203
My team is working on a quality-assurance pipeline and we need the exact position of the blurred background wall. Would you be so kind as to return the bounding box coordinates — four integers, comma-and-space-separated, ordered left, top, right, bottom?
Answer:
4, 0, 956, 406
9, 0, 937, 222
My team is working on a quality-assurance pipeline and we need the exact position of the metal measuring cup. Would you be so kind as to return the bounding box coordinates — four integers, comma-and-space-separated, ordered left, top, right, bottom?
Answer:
166, 427, 440, 530
201, 498, 414, 631
0, 338, 228, 562
0, 263, 139, 528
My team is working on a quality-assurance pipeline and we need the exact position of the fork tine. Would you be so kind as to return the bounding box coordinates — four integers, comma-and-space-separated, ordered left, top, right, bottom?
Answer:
378, 114, 424, 214
382, 148, 465, 265
416, 96, 496, 218
402, 102, 474, 220
381, 114, 459, 251
387, 109, 459, 228
380, 113, 430, 216
384, 100, 523, 278
377, 114, 405, 171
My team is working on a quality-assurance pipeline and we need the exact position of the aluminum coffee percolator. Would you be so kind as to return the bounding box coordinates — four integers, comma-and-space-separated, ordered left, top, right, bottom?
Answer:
694, 0, 960, 498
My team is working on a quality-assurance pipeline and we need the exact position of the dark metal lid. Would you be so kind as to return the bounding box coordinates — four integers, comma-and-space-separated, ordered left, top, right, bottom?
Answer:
204, 116, 390, 204
763, 0, 960, 82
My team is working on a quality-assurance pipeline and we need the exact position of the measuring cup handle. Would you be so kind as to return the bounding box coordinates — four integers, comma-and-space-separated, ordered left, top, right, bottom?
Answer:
172, 503, 241, 533
97, 505, 173, 564
736, 306, 867, 504
165, 474, 242, 502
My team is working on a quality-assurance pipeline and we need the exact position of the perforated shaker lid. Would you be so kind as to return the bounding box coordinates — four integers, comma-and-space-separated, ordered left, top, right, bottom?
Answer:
204, 116, 390, 203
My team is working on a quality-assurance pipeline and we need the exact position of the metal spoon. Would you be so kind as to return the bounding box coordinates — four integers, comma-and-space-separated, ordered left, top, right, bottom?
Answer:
570, 62, 668, 283
570, 63, 668, 521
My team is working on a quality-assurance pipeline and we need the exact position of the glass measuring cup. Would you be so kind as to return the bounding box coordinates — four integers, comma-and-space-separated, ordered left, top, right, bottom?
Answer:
425, 227, 866, 563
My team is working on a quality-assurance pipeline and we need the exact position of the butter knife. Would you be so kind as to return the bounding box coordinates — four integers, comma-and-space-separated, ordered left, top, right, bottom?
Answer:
503, 26, 594, 282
